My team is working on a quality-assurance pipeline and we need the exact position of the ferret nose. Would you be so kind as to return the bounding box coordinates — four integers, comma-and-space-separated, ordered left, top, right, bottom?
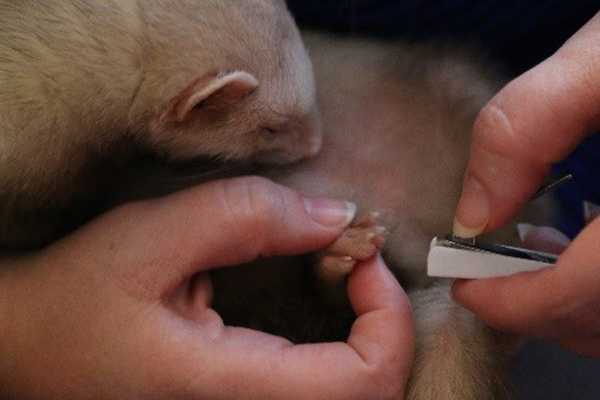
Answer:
301, 109, 322, 158
306, 132, 322, 157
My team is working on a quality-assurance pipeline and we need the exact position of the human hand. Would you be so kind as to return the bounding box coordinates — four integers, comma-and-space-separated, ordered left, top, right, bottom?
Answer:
451, 12, 600, 356
0, 176, 414, 400
454, 219, 600, 357
453, 12, 600, 237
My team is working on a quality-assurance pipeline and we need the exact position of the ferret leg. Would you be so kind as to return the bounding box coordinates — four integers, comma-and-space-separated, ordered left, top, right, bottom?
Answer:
407, 283, 515, 400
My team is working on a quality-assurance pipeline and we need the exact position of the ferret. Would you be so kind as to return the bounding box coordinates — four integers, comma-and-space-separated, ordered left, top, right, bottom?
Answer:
2, 10, 555, 398
212, 33, 559, 399
0, 0, 320, 249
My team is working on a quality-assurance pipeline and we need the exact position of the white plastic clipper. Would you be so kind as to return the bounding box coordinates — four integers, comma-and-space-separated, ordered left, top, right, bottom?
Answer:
427, 173, 574, 279
427, 237, 556, 279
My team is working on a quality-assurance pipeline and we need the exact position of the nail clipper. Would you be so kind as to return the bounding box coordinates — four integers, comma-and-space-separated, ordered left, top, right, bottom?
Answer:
427, 174, 573, 279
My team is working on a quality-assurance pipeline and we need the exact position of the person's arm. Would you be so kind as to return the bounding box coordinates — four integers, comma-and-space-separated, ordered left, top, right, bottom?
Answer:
1, 176, 414, 399
453, 13, 600, 356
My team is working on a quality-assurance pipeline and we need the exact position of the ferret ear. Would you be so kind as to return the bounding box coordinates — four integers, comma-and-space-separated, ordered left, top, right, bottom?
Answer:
160, 71, 259, 124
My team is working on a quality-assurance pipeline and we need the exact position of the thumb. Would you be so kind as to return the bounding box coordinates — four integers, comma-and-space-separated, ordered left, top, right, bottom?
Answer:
72, 176, 356, 298
454, 12, 600, 237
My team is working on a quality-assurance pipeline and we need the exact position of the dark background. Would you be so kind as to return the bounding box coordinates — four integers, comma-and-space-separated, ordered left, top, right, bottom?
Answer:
287, 0, 599, 75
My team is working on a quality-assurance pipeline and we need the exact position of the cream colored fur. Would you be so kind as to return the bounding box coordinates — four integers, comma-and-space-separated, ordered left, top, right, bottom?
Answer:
0, 0, 319, 248
408, 284, 513, 400
1, 8, 553, 396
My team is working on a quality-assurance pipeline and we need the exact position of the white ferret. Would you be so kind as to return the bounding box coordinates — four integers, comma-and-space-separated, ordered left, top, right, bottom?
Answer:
2, 6, 558, 397
0, 0, 321, 249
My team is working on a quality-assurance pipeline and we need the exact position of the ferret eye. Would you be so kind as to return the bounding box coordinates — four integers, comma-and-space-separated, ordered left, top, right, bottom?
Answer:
262, 127, 278, 137
194, 100, 208, 110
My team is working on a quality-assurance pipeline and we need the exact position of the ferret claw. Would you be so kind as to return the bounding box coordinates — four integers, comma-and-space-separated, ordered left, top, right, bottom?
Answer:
314, 211, 387, 285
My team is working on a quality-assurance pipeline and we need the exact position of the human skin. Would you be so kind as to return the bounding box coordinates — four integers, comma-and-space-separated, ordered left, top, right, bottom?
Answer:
452, 12, 600, 356
0, 177, 414, 400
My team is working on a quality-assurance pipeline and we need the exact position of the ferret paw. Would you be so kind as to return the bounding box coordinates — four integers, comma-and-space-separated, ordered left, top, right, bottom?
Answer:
314, 211, 386, 285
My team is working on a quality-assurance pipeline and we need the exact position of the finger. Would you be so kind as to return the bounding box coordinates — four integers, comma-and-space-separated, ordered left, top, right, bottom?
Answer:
178, 256, 414, 400
453, 218, 600, 340
517, 223, 571, 254
67, 176, 357, 296
346, 255, 414, 376
280, 256, 413, 398
454, 12, 600, 237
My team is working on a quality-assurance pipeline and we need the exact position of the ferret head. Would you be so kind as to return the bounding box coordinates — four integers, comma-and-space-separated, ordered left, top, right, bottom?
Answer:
132, 0, 321, 164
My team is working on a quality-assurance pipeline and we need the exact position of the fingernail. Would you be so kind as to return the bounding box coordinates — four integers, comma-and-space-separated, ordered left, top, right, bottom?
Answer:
584, 201, 600, 223
518, 225, 571, 254
453, 176, 489, 238
304, 198, 357, 228
517, 223, 534, 242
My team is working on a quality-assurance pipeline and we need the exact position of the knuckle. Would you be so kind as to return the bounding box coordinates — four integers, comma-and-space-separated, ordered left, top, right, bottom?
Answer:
248, 176, 287, 221
360, 358, 405, 400
222, 176, 288, 235
469, 101, 543, 196
475, 98, 548, 168
473, 101, 519, 159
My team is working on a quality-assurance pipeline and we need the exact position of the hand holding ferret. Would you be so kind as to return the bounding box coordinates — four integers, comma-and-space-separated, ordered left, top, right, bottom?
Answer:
0, 176, 414, 399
